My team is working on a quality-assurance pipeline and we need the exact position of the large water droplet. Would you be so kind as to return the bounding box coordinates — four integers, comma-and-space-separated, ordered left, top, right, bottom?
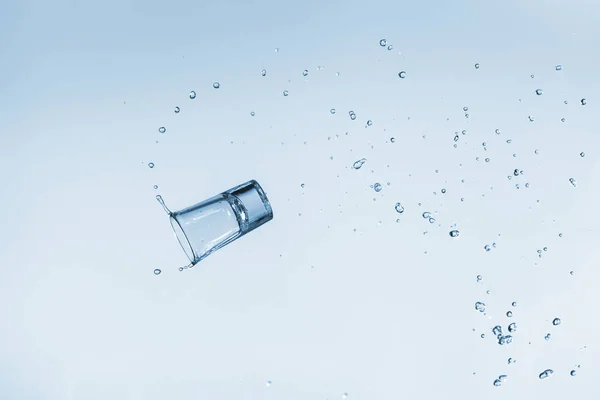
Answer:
213, 82, 220, 89
539, 369, 554, 380
379, 39, 387, 46
374, 183, 382, 192
148, 162, 155, 168
189, 91, 196, 99
353, 158, 367, 169
553, 318, 561, 326
153, 268, 161, 275
475, 302, 486, 312
398, 71, 406, 79
536, 89, 543, 95
449, 230, 460, 238
395, 202, 404, 213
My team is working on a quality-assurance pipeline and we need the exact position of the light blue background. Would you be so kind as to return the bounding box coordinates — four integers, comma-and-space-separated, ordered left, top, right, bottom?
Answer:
1, 0, 599, 398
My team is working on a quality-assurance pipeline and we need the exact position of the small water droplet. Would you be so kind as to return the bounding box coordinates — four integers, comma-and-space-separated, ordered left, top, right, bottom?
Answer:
462, 130, 467, 135
539, 369, 554, 380
379, 39, 387, 46
266, 380, 272, 387
485, 158, 490, 162
528, 115, 535, 122
481, 333, 486, 338
342, 393, 348, 399
506, 139, 512, 144
302, 69, 309, 76
390, 137, 395, 143
475, 302, 486, 312
274, 48, 279, 52
475, 63, 480, 69
353, 158, 366, 169
387, 44, 393, 50
561, 117, 566, 122
174, 106, 180, 113
476, 275, 483, 282
148, 162, 154, 168
153, 268, 161, 275
395, 202, 404, 213
536, 88, 543, 95
398, 71, 406, 79
429, 217, 436, 223
250, 111, 255, 116
189, 90, 196, 99
512, 301, 517, 307
508, 357, 515, 364
507, 311, 513, 318
514, 169, 520, 176
261, 69, 267, 76
159, 127, 166, 134
330, 108, 336, 114
570, 270, 574, 275
508, 323, 517, 333
493, 325, 503, 337
463, 106, 469, 112
484, 245, 491, 252
580, 151, 585, 157
556, 65, 563, 71
374, 183, 382, 192
545, 333, 552, 341
553, 318, 561, 326
499, 335, 513, 345
581, 98, 587, 105
569, 177, 577, 187
213, 82, 220, 89
366, 120, 373, 126
283, 90, 289, 96
153, 185, 158, 190
531, 74, 535, 78
422, 212, 431, 218
493, 379, 502, 387
441, 188, 447, 194
570, 370, 577, 376
449, 230, 460, 238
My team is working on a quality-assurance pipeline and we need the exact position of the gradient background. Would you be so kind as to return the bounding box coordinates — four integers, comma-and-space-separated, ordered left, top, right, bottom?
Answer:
1, 0, 600, 398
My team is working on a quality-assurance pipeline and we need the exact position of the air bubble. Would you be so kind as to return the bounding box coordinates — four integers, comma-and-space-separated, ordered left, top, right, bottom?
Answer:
330, 108, 336, 114
475, 302, 486, 312
261, 69, 267, 76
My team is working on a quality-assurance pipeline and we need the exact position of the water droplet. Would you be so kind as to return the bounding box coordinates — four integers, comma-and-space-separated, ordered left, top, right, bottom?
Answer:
366, 120, 373, 126
274, 48, 279, 52
508, 323, 517, 333
499, 335, 513, 345
545, 333, 552, 341
476, 275, 483, 282
581, 98, 587, 105
302, 69, 309, 77
261, 69, 267, 76
580, 151, 585, 157
475, 63, 480, 69
493, 379, 502, 387
493, 325, 503, 337
561, 117, 566, 122
387, 44, 393, 50
528, 115, 535, 122
539, 369, 554, 380
153, 268, 161, 275
508, 357, 515, 364
475, 302, 486, 312
398, 71, 406, 79
512, 301, 517, 307
342, 393, 348, 399
463, 106, 469, 112
429, 217, 436, 223
507, 311, 513, 318
495, 128, 501, 135
454, 134, 459, 142
158, 126, 167, 134
390, 137, 395, 143
556, 65, 563, 71
484, 245, 491, 252
283, 90, 289, 96
379, 39, 387, 46
353, 158, 366, 169
569, 177, 577, 187
422, 212, 432, 218
485, 158, 490, 162
374, 183, 382, 192
148, 162, 155, 168
174, 106, 180, 113
213, 82, 220, 89
330, 108, 336, 114
189, 90, 196, 99
153, 185, 158, 190
266, 380, 272, 387
462, 130, 467, 135
441, 188, 447, 194
250, 111, 255, 116
570, 370, 577, 376
570, 270, 574, 275
395, 202, 404, 213
553, 318, 561, 326
531, 74, 535, 79
536, 89, 543, 95
481, 333, 486, 338
449, 230, 460, 238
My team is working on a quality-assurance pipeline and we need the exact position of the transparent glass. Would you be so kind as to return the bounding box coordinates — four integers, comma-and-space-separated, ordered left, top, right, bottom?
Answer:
158, 180, 273, 266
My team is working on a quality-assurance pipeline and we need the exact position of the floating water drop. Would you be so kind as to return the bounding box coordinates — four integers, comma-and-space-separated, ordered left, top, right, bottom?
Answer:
475, 302, 486, 312
570, 370, 577, 376
512, 301, 517, 307
545, 333, 552, 341
561, 117, 566, 122
463, 106, 469, 112
395, 202, 404, 213
153, 185, 158, 190
366, 120, 373, 126
398, 71, 406, 79
508, 357, 515, 364
374, 183, 382, 192
531, 74, 535, 78
581, 98, 587, 105
454, 134, 459, 142
499, 335, 513, 345
475, 63, 480, 69
261, 69, 267, 76
302, 69, 308, 77
283, 90, 289, 96
342, 393, 348, 399
265, 380, 272, 387
422, 212, 432, 218
148, 162, 155, 168
213, 82, 220, 89
528, 115, 535, 122
484, 245, 491, 252
189, 90, 196, 99
508, 323, 517, 333
539, 369, 554, 380
536, 89, 543, 95
476, 275, 483, 282
485, 158, 490, 162
251, 111, 255, 116
449, 230, 460, 238
514, 169, 520, 176
553, 318, 561, 326
493, 379, 502, 387
569, 178, 577, 187
330, 108, 336, 114
379, 39, 387, 46
493, 325, 503, 337
506, 311, 513, 318
580, 152, 585, 157
174, 106, 180, 113
441, 188, 446, 193
556, 65, 563, 71
428, 217, 436, 223
387, 44, 394, 50
390, 137, 395, 143
153, 268, 161, 275
353, 158, 367, 169
159, 126, 166, 134
495, 129, 501, 134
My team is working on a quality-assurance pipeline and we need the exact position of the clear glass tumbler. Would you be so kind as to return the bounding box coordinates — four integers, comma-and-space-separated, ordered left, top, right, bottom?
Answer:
157, 179, 273, 267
